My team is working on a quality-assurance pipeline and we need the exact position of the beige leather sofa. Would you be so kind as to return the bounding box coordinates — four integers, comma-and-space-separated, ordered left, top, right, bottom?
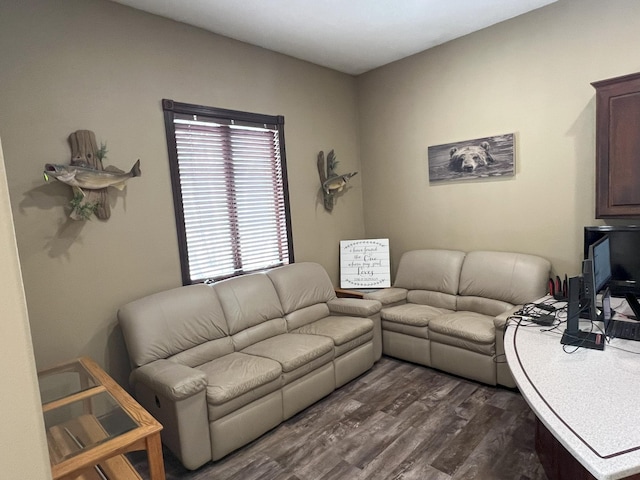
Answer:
118, 262, 382, 470
365, 249, 550, 388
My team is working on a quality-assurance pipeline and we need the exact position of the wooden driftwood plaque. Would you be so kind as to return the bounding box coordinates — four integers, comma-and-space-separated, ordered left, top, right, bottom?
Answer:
68, 130, 110, 220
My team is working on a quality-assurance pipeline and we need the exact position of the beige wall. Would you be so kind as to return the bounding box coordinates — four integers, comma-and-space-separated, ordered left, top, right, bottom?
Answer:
0, 0, 365, 385
0, 138, 51, 478
358, 0, 640, 277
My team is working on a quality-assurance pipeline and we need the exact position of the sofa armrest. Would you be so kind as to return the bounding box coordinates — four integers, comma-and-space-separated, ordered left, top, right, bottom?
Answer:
494, 305, 523, 330
363, 287, 408, 305
327, 298, 381, 317
131, 359, 207, 401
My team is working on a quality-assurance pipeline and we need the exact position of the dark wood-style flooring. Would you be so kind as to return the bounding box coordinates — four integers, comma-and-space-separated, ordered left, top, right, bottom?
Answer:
129, 356, 548, 480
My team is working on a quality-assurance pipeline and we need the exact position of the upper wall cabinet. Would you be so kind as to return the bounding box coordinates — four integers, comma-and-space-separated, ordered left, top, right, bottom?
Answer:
592, 72, 640, 218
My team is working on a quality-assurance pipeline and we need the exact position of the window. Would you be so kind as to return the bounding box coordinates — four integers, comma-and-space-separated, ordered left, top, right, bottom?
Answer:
162, 99, 294, 284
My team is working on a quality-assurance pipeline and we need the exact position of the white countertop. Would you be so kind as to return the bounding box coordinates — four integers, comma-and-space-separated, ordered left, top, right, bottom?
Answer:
504, 303, 640, 480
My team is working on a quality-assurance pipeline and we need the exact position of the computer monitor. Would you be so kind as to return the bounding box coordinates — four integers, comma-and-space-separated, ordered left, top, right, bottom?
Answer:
580, 235, 612, 324
584, 226, 640, 295
590, 235, 612, 293
585, 230, 640, 320
582, 258, 598, 323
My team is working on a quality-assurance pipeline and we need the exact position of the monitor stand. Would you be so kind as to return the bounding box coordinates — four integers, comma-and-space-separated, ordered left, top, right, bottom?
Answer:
560, 330, 605, 350
559, 275, 605, 350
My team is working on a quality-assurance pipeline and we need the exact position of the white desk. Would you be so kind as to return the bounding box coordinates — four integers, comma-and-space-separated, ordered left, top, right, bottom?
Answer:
505, 309, 640, 480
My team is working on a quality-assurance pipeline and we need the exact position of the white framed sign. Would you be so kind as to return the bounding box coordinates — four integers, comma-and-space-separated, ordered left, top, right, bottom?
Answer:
340, 238, 391, 289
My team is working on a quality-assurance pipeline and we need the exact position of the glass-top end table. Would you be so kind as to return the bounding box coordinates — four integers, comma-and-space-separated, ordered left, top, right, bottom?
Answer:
38, 357, 165, 480
38, 358, 98, 404
43, 389, 139, 465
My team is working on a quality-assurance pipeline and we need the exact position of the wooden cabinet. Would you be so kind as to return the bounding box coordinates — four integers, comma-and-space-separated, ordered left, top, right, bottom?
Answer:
592, 72, 640, 218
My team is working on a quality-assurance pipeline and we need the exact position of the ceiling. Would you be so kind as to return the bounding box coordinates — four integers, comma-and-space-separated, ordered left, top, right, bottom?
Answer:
110, 0, 557, 75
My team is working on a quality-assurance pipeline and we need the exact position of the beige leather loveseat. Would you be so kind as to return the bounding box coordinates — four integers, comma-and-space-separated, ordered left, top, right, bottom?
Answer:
118, 262, 382, 470
365, 249, 550, 388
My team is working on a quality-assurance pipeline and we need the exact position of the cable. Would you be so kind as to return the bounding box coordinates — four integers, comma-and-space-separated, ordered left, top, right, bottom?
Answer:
493, 353, 507, 364
509, 309, 640, 355
603, 342, 640, 355
509, 305, 564, 329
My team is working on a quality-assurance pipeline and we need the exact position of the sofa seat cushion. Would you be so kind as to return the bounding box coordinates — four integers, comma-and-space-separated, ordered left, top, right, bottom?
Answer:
428, 312, 496, 356
294, 316, 374, 357
199, 352, 282, 406
381, 321, 429, 339
456, 295, 513, 318
241, 333, 334, 373
295, 316, 372, 345
381, 303, 453, 327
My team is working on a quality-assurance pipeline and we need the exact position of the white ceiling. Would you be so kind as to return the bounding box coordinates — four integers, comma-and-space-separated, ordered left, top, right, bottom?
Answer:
110, 0, 557, 75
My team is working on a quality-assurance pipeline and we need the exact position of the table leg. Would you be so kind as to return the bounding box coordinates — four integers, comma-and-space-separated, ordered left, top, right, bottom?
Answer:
146, 433, 166, 480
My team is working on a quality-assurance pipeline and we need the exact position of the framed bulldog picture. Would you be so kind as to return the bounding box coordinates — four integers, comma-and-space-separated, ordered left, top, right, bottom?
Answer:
428, 133, 515, 183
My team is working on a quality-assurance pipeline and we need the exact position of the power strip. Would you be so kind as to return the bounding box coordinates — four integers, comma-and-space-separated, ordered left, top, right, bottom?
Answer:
535, 303, 555, 312
532, 314, 555, 326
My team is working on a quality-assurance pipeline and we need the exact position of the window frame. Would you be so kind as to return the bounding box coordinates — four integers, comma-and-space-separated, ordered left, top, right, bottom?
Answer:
162, 99, 294, 285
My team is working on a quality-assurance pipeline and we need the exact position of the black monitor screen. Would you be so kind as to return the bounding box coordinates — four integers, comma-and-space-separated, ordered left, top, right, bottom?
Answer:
584, 226, 640, 295
590, 235, 611, 293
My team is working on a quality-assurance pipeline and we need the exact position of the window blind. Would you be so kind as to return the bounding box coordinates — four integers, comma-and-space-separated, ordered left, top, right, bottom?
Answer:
163, 100, 293, 284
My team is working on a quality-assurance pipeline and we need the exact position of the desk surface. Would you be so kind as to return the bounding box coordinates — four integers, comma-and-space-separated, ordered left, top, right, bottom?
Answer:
505, 306, 640, 480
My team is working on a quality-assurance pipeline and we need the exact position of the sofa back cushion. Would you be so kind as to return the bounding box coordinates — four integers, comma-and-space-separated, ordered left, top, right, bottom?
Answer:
394, 250, 465, 309
456, 296, 515, 317
406, 290, 457, 310
395, 250, 466, 293
118, 284, 230, 368
458, 251, 551, 315
213, 272, 286, 349
267, 262, 335, 328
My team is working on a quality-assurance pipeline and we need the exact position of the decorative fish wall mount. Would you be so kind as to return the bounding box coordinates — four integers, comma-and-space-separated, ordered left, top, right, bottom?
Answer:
317, 149, 357, 212
43, 130, 141, 220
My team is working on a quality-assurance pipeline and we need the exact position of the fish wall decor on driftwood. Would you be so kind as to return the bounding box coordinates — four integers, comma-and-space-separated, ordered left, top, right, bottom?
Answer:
317, 149, 357, 212
43, 130, 141, 220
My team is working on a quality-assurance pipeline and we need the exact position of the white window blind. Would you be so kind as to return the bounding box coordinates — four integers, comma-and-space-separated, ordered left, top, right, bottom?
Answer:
163, 100, 293, 284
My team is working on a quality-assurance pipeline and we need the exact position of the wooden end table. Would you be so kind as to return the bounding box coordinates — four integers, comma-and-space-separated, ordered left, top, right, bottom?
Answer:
335, 287, 383, 299
38, 356, 165, 480
334, 288, 366, 299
